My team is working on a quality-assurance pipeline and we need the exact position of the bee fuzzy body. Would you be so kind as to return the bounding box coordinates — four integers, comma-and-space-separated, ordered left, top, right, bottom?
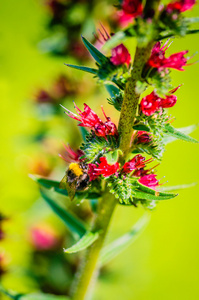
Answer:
67, 162, 90, 191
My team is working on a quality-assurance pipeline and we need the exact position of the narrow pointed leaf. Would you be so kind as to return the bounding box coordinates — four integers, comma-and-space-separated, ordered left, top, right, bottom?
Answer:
159, 182, 197, 192
40, 188, 87, 238
164, 124, 198, 143
136, 181, 178, 199
163, 123, 199, 144
64, 231, 99, 254
99, 214, 150, 265
30, 175, 101, 199
81, 36, 108, 64
65, 63, 98, 75
134, 190, 177, 201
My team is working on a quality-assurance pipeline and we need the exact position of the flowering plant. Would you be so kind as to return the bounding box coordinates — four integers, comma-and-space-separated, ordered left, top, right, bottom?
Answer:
2, 0, 198, 300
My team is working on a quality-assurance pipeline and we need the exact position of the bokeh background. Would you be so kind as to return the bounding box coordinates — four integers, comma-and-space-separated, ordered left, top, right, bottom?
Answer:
0, 0, 199, 299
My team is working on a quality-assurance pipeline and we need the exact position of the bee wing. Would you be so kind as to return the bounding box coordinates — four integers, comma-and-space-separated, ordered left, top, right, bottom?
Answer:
66, 179, 78, 201
60, 174, 77, 201
59, 174, 67, 190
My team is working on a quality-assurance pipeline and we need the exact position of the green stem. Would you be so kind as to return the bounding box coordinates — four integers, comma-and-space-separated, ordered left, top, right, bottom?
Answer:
118, 42, 154, 159
118, 0, 161, 160
70, 190, 117, 300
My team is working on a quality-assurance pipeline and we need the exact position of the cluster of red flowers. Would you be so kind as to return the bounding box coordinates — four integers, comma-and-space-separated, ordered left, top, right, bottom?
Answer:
147, 41, 188, 72
62, 103, 118, 139
140, 86, 180, 116
166, 0, 196, 13
88, 154, 159, 189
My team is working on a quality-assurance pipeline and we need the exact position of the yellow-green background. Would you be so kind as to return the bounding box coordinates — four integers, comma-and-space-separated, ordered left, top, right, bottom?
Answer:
0, 0, 199, 299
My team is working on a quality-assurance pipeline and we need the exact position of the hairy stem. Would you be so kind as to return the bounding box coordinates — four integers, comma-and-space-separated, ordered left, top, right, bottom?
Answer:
70, 191, 117, 300
118, 0, 161, 160
118, 42, 154, 159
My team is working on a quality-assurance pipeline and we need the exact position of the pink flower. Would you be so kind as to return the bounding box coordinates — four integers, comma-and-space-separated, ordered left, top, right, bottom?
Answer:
166, 0, 196, 13
110, 44, 131, 66
61, 103, 118, 138
138, 174, 159, 189
59, 144, 84, 163
122, 154, 146, 173
140, 86, 180, 116
122, 0, 143, 17
94, 25, 131, 66
88, 157, 119, 180
148, 41, 188, 71
30, 225, 59, 251
117, 10, 135, 28
136, 131, 152, 144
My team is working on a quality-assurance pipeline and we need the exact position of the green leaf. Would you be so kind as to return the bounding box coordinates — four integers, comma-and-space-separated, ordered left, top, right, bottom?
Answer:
105, 84, 120, 98
81, 36, 108, 64
133, 124, 151, 132
65, 63, 98, 75
64, 230, 99, 254
105, 150, 122, 164
99, 214, 150, 265
163, 123, 199, 144
79, 127, 89, 142
185, 17, 199, 24
30, 175, 101, 199
163, 124, 198, 143
159, 182, 197, 192
40, 188, 87, 239
19, 294, 68, 300
134, 190, 177, 201
0, 284, 69, 300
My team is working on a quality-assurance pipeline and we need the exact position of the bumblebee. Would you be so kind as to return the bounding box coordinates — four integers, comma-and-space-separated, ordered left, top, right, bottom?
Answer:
60, 162, 90, 200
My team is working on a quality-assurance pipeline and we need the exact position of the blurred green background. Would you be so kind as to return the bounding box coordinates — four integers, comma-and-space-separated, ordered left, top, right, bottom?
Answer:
0, 0, 199, 299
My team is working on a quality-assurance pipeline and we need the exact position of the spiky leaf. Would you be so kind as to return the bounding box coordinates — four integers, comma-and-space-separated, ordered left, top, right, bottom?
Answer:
81, 36, 109, 64
65, 63, 98, 75
163, 124, 198, 143
64, 231, 99, 254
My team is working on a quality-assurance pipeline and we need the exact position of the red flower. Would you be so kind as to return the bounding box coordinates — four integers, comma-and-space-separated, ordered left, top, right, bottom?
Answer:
148, 41, 188, 71
122, 154, 146, 173
59, 144, 84, 163
140, 85, 180, 116
89, 157, 119, 180
61, 103, 118, 138
140, 91, 160, 116
136, 131, 152, 144
138, 174, 159, 189
166, 0, 196, 13
110, 44, 131, 66
122, 0, 143, 18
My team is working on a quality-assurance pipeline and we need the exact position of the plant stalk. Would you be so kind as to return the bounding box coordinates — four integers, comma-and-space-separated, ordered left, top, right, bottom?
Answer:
70, 190, 117, 300
70, 2, 161, 299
